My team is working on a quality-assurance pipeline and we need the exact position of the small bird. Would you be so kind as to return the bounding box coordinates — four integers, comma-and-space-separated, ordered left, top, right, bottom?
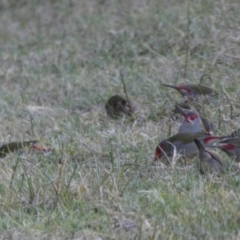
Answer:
193, 139, 224, 174
0, 141, 50, 158
105, 95, 133, 118
162, 83, 219, 99
210, 144, 240, 162
210, 137, 240, 162
155, 132, 220, 161
176, 106, 214, 134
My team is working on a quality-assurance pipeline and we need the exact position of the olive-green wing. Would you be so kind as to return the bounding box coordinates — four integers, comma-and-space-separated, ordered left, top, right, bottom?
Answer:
0, 140, 38, 158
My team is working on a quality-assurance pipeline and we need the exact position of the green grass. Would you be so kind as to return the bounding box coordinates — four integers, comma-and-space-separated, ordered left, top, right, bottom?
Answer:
0, 0, 240, 239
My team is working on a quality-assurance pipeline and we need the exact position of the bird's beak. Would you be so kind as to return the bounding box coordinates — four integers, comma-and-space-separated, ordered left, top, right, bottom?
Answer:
185, 116, 193, 124
162, 84, 178, 90
175, 105, 189, 119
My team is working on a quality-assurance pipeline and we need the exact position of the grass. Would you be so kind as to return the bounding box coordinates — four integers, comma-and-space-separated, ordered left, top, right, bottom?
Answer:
0, 0, 240, 239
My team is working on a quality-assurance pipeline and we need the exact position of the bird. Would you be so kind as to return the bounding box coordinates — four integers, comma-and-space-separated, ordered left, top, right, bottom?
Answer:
162, 83, 219, 99
210, 144, 240, 162
175, 106, 214, 134
105, 95, 133, 118
0, 140, 50, 158
209, 137, 240, 162
193, 139, 224, 174
154, 132, 221, 161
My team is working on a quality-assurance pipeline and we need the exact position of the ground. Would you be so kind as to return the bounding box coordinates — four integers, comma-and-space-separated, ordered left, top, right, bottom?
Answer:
0, 0, 240, 239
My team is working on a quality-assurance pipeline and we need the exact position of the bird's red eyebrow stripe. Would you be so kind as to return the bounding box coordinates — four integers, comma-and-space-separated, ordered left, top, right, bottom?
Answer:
186, 114, 198, 121
177, 86, 191, 93
32, 144, 51, 153
203, 136, 219, 143
155, 145, 162, 158
222, 144, 235, 150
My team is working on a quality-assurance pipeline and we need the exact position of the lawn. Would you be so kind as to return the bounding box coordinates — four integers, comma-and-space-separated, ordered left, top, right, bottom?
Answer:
0, 0, 240, 239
